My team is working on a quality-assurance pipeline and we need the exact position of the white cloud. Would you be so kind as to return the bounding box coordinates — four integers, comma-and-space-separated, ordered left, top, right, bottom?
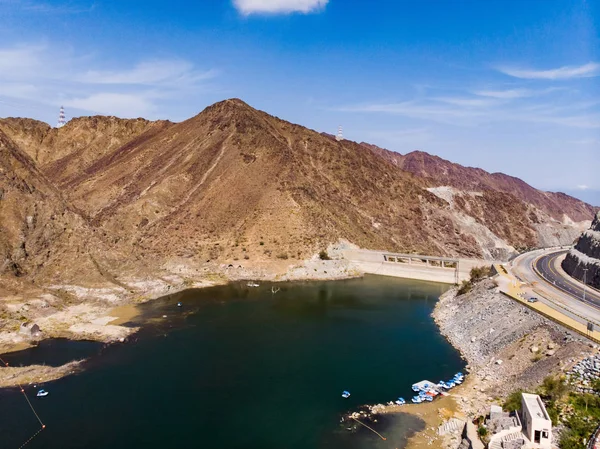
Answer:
334, 90, 600, 129
577, 185, 590, 190
0, 0, 93, 14
233, 0, 328, 15
473, 89, 533, 99
498, 62, 600, 80
433, 96, 498, 107
66, 93, 157, 117
79, 61, 217, 87
0, 43, 217, 119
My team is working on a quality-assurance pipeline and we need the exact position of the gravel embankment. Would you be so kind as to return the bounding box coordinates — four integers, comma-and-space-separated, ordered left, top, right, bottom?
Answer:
433, 279, 596, 403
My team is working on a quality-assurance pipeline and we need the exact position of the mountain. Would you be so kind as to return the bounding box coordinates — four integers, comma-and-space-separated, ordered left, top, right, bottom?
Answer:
0, 116, 172, 187
562, 212, 600, 289
0, 98, 596, 289
0, 127, 116, 286
361, 143, 595, 251
44, 99, 483, 263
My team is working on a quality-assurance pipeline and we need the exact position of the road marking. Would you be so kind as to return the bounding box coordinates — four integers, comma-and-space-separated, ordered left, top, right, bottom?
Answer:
534, 252, 600, 308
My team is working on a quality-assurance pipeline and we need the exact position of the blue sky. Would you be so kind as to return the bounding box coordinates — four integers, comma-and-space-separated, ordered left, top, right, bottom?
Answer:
1, 0, 599, 205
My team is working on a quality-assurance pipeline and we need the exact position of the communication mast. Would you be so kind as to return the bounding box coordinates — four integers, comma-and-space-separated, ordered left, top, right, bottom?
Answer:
56, 106, 66, 128
336, 125, 343, 141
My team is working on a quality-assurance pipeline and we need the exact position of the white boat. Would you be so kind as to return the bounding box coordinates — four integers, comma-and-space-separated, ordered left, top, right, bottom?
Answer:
36, 390, 48, 397
412, 380, 435, 392
395, 397, 406, 406
342, 390, 351, 399
247, 282, 260, 288
411, 396, 423, 403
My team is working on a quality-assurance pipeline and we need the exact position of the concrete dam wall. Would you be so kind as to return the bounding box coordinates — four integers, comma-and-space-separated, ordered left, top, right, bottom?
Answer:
343, 249, 492, 284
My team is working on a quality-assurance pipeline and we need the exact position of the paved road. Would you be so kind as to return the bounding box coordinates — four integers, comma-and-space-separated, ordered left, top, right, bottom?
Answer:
511, 248, 600, 328
534, 250, 600, 309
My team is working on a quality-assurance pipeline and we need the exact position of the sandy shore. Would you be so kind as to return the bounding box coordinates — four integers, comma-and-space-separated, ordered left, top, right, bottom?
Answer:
0, 361, 82, 388
107, 304, 140, 325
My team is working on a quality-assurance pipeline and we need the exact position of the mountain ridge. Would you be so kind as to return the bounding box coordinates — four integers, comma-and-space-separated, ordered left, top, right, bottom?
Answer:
0, 98, 595, 287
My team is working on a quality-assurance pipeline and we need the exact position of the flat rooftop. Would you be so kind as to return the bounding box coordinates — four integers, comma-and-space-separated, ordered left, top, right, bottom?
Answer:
522, 393, 550, 420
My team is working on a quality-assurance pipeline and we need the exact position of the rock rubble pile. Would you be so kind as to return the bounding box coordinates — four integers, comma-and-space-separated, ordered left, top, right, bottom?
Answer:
567, 354, 600, 394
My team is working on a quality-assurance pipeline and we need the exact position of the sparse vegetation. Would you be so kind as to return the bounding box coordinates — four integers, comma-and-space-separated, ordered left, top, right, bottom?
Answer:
457, 265, 493, 295
531, 353, 543, 362
503, 377, 600, 448
277, 253, 288, 260
470, 265, 492, 282
503, 389, 525, 412
318, 250, 330, 260
457, 280, 472, 295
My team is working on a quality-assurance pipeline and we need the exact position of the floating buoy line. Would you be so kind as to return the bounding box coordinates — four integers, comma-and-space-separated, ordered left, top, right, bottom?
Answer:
351, 417, 387, 441
0, 355, 46, 448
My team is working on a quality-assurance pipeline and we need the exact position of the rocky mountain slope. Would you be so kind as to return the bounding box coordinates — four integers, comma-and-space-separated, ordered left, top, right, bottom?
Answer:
0, 116, 171, 185
49, 99, 479, 264
0, 127, 121, 286
362, 143, 594, 252
562, 212, 600, 289
0, 99, 596, 289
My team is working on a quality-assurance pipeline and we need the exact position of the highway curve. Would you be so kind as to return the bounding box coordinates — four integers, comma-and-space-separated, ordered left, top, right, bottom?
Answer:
534, 250, 600, 309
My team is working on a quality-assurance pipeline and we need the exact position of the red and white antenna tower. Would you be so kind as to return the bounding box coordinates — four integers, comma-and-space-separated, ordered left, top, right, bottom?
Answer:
57, 106, 66, 128
336, 125, 343, 141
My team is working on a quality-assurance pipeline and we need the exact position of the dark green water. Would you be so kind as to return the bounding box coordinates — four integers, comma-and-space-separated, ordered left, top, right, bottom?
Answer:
0, 275, 464, 449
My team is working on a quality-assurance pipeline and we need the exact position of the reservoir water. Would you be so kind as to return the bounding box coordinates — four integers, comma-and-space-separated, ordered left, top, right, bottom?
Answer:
0, 275, 464, 449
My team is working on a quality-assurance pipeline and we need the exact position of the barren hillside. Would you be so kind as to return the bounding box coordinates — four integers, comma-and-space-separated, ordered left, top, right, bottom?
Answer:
0, 98, 595, 288
0, 128, 122, 286
53, 99, 481, 264
0, 116, 171, 183
362, 143, 594, 252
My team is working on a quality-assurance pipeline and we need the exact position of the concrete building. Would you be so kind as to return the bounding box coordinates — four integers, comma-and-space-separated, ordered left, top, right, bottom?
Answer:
486, 394, 552, 449
520, 393, 552, 448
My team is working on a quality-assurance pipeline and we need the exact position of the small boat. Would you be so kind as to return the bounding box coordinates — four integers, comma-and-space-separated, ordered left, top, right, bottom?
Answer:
36, 390, 48, 397
424, 395, 433, 402
411, 396, 423, 403
247, 282, 260, 288
341, 390, 351, 399
395, 397, 406, 406
177, 302, 182, 307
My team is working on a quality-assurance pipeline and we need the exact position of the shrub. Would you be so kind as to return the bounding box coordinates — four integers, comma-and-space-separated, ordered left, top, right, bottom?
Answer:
539, 376, 569, 403
457, 280, 473, 295
477, 426, 488, 437
470, 265, 492, 282
277, 253, 289, 260
503, 390, 524, 412
319, 250, 331, 260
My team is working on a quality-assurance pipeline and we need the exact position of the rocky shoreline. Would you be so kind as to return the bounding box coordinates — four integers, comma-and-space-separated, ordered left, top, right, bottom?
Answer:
433, 279, 596, 415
